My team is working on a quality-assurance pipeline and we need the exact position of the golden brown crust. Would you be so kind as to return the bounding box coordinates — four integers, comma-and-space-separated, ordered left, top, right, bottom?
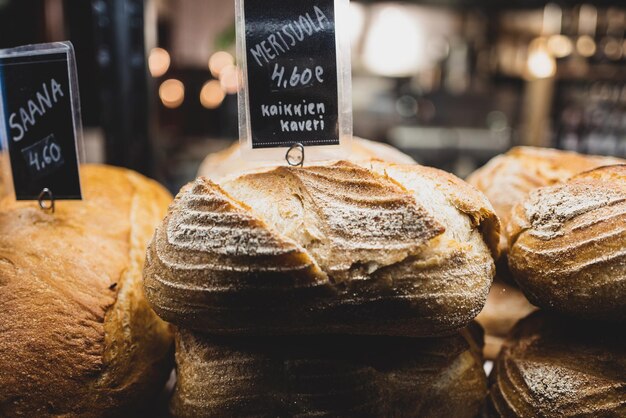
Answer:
467, 147, 624, 258
0, 165, 174, 417
171, 328, 487, 418
508, 165, 626, 321
487, 312, 626, 417
223, 162, 446, 280
197, 137, 416, 181
369, 161, 500, 258
144, 161, 499, 336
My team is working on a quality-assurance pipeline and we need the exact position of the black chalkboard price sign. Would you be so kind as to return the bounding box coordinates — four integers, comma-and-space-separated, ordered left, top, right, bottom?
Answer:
0, 42, 82, 201
240, 0, 344, 150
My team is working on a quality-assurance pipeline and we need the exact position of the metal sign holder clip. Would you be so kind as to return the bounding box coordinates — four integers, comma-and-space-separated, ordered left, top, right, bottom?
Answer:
286, 143, 305, 167
38, 188, 55, 213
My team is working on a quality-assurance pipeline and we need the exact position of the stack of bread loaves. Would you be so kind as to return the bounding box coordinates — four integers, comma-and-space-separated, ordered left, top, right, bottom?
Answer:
143, 138, 502, 417
469, 147, 625, 359
470, 149, 626, 416
0, 165, 174, 417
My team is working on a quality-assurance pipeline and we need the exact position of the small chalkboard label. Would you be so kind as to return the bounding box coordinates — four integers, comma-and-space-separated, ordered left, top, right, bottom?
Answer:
0, 42, 82, 200
237, 0, 352, 155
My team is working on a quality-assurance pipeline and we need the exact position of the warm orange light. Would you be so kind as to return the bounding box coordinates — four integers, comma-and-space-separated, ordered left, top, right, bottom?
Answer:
219, 64, 241, 94
547, 35, 573, 58
149, 47, 170, 78
576, 35, 596, 57
159, 79, 184, 108
527, 39, 556, 79
209, 51, 235, 78
602, 38, 622, 60
200, 80, 225, 109
362, 5, 425, 77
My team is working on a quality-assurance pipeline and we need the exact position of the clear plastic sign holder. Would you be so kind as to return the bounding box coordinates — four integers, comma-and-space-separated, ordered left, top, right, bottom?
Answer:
0, 41, 84, 210
235, 0, 353, 164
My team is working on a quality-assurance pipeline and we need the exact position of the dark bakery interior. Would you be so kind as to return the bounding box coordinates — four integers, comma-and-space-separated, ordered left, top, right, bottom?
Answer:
1, 0, 624, 190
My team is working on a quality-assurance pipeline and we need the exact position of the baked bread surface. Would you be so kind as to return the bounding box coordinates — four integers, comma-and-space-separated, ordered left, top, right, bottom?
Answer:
171, 326, 487, 418
487, 312, 626, 417
467, 147, 624, 258
0, 165, 173, 417
507, 165, 626, 320
144, 160, 499, 336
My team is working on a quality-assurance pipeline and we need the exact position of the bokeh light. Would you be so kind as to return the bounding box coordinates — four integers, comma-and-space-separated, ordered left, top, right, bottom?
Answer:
527, 39, 556, 79
209, 51, 235, 78
576, 35, 596, 57
148, 47, 170, 78
219, 64, 241, 94
547, 35, 573, 58
159, 79, 185, 108
200, 80, 225, 109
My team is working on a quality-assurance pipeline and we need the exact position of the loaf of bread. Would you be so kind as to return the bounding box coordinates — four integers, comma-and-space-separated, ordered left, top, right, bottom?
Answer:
171, 326, 487, 418
144, 160, 499, 336
0, 165, 174, 417
476, 281, 536, 360
467, 147, 624, 258
197, 137, 416, 181
487, 312, 626, 417
507, 165, 626, 321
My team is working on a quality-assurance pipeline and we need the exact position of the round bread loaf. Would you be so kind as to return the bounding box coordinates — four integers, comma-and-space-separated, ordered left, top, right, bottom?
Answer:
171, 326, 487, 418
487, 312, 626, 417
476, 281, 536, 360
0, 165, 174, 417
467, 147, 624, 258
144, 160, 499, 336
507, 165, 626, 321
197, 137, 416, 181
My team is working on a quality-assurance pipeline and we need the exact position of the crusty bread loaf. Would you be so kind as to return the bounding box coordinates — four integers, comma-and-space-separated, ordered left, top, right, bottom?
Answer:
476, 281, 536, 360
171, 326, 487, 418
144, 160, 499, 336
467, 147, 624, 258
0, 165, 174, 417
487, 312, 626, 417
507, 165, 626, 321
197, 137, 416, 181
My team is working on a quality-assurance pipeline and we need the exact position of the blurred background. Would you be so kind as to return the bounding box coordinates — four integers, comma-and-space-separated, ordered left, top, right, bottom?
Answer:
1, 0, 624, 192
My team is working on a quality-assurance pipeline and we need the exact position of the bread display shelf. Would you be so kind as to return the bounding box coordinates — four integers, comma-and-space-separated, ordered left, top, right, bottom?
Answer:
1, 142, 623, 417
